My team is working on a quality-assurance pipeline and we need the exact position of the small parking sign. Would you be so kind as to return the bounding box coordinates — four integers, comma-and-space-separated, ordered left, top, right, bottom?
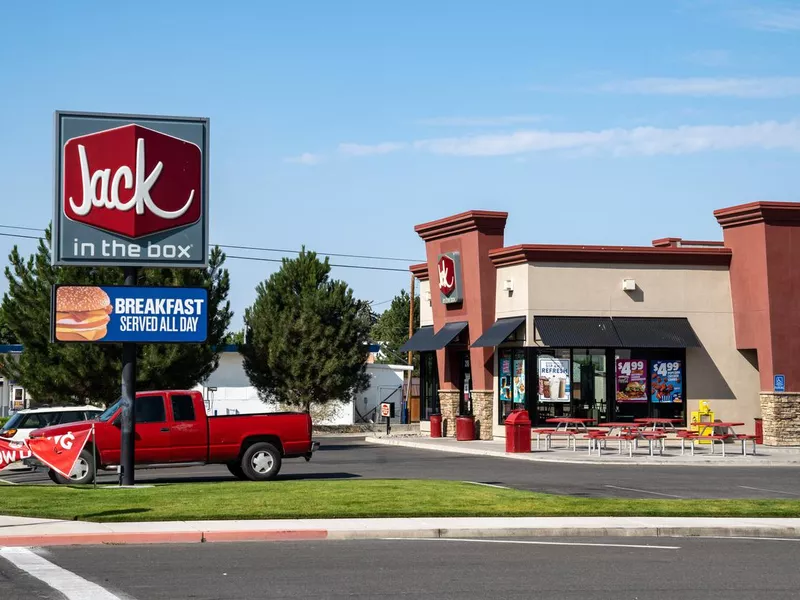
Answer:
775, 374, 786, 392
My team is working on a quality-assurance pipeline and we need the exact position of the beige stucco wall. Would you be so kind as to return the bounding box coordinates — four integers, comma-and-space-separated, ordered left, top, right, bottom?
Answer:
418, 279, 433, 327
491, 261, 761, 438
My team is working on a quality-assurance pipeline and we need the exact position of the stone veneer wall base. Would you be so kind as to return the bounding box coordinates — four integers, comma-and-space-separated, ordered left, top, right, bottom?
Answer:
438, 390, 460, 438
470, 390, 494, 440
760, 392, 800, 446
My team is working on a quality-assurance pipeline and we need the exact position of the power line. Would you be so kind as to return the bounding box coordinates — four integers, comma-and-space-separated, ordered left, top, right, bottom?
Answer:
0, 232, 43, 241
0, 229, 411, 274
220, 243, 419, 263
226, 255, 408, 273
0, 224, 423, 264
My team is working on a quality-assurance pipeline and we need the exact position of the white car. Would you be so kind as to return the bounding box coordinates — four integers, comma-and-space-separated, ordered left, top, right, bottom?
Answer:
0, 406, 103, 444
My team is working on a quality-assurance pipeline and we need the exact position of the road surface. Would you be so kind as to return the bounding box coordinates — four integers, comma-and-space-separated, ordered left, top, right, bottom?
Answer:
2, 537, 800, 599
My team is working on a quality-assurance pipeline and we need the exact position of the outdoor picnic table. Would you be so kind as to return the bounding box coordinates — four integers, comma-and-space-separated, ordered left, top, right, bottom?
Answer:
692, 421, 745, 434
634, 418, 683, 431
545, 418, 595, 432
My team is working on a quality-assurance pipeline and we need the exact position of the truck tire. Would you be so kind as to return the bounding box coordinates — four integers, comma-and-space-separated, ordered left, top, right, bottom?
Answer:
48, 449, 95, 485
226, 462, 247, 480
241, 442, 282, 481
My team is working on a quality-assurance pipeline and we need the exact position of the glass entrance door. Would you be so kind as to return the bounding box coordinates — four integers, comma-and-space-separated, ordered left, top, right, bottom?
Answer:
459, 352, 472, 416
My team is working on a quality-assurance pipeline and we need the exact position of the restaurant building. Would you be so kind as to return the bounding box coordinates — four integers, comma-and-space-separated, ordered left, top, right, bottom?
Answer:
401, 201, 800, 446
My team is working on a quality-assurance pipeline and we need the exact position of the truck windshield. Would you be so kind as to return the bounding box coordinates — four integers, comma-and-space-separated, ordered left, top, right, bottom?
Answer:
98, 399, 123, 422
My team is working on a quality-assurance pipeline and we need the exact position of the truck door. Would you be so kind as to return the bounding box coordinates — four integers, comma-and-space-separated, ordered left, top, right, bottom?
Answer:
168, 394, 208, 463
134, 395, 171, 464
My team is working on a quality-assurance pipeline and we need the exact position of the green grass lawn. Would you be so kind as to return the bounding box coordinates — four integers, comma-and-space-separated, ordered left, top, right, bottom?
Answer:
1, 480, 799, 522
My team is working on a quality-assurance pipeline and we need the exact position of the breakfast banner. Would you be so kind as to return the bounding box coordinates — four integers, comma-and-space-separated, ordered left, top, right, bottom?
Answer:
615, 359, 648, 403
51, 285, 209, 344
27, 429, 92, 479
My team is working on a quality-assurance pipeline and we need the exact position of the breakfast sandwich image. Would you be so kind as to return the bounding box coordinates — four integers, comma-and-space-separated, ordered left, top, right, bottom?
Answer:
54, 286, 112, 341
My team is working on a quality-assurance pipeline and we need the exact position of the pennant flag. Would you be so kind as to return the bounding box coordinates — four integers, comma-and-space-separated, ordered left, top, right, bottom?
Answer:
27, 429, 92, 479
0, 439, 33, 471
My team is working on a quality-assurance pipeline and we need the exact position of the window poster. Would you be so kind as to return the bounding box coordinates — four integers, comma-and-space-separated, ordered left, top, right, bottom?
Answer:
512, 350, 526, 404
650, 360, 683, 403
538, 356, 571, 403
499, 352, 513, 403
615, 359, 648, 403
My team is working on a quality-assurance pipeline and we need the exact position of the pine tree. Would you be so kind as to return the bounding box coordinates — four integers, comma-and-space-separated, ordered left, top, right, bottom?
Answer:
0, 228, 232, 405
241, 249, 371, 411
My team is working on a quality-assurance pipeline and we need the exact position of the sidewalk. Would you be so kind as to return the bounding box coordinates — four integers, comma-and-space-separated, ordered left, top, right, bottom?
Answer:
1, 514, 799, 547
365, 435, 800, 466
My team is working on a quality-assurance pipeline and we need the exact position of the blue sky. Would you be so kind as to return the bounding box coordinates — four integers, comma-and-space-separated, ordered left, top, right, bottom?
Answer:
1, 0, 799, 328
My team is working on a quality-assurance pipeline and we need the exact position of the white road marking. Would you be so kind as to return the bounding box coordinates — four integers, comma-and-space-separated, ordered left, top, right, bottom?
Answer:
738, 485, 800, 497
605, 485, 683, 498
698, 536, 800, 542
0, 478, 18, 485
382, 538, 680, 550
464, 481, 511, 490
0, 547, 126, 600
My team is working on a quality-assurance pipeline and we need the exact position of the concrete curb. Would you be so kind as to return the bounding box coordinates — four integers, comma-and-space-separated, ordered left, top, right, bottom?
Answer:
365, 437, 800, 467
2, 523, 800, 547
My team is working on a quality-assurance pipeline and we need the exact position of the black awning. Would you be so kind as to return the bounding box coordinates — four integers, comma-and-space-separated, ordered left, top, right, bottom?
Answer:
535, 316, 622, 347
612, 317, 700, 348
431, 321, 469, 349
471, 316, 526, 348
399, 326, 437, 352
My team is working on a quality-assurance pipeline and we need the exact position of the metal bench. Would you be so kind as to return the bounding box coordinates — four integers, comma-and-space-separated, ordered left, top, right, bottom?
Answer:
688, 434, 732, 456
735, 434, 758, 456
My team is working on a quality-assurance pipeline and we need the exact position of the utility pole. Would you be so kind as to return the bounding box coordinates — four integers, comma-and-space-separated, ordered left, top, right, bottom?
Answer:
119, 267, 138, 486
406, 274, 415, 423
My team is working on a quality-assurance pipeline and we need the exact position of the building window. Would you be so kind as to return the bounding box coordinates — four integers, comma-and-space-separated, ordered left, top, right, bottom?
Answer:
572, 349, 608, 423
420, 352, 439, 419
498, 348, 527, 424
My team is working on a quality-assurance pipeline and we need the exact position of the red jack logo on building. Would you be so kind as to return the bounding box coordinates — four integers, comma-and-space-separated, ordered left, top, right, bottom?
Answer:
63, 124, 202, 238
438, 254, 456, 296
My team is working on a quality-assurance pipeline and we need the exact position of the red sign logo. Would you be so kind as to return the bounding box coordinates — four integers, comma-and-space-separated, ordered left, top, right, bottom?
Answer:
63, 124, 202, 238
438, 254, 456, 296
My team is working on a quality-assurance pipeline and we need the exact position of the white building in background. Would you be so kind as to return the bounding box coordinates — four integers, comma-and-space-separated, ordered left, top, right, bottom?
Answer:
194, 346, 412, 425
0, 345, 31, 417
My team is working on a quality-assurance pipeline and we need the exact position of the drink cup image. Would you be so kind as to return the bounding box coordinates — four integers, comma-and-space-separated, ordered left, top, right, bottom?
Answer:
549, 376, 561, 401
559, 377, 566, 399
54, 286, 112, 341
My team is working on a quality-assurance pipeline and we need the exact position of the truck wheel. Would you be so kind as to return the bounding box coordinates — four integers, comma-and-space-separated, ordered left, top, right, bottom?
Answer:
226, 462, 247, 480
241, 442, 282, 481
48, 449, 95, 485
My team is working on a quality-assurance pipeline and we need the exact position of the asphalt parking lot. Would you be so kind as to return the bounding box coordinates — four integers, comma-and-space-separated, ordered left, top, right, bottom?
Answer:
3, 537, 800, 600
2, 436, 800, 499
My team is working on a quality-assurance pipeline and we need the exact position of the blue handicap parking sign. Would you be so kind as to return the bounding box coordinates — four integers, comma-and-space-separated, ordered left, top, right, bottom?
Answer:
774, 374, 786, 392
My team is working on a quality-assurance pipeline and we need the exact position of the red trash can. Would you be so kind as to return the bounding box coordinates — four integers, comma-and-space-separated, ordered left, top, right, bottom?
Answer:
505, 410, 531, 453
456, 415, 475, 441
754, 417, 763, 445
430, 414, 442, 438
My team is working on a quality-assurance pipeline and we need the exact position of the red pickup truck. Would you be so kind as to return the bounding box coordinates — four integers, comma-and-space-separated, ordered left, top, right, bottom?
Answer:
28, 390, 319, 484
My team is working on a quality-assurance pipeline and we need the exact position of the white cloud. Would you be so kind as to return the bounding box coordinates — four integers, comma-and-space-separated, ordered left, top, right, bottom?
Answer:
737, 7, 800, 31
336, 120, 800, 158
337, 142, 406, 156
284, 152, 324, 165
599, 76, 800, 98
415, 115, 548, 127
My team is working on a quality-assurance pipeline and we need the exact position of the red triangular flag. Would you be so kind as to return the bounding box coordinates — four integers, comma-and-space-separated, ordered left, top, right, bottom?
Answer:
27, 429, 91, 479
0, 439, 33, 471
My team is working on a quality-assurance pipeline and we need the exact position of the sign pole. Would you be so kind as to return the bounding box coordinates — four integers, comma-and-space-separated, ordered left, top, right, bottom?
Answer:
119, 266, 138, 487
